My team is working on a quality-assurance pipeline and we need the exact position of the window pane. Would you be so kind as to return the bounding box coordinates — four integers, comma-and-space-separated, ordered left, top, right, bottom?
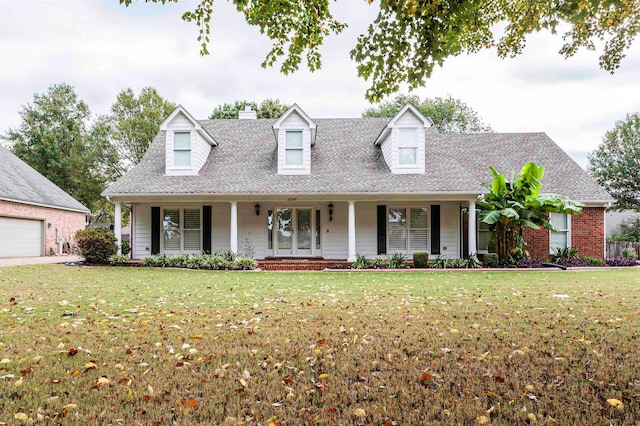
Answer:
286, 131, 303, 148
550, 213, 567, 230
550, 232, 568, 251
410, 208, 428, 228
286, 149, 303, 166
478, 221, 491, 252
184, 209, 200, 230
174, 132, 191, 149
409, 208, 428, 251
174, 150, 191, 167
399, 147, 416, 165
399, 128, 417, 147
163, 209, 181, 251
388, 208, 407, 251
183, 230, 201, 251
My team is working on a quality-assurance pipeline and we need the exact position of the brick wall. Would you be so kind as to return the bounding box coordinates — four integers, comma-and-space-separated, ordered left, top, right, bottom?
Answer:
0, 200, 86, 256
523, 207, 605, 260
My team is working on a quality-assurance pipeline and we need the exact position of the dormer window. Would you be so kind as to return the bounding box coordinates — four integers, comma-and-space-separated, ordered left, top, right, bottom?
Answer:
173, 132, 191, 167
285, 130, 304, 166
398, 128, 418, 165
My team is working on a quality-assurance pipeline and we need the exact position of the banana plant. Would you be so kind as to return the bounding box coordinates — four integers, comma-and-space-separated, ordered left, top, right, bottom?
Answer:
477, 162, 583, 265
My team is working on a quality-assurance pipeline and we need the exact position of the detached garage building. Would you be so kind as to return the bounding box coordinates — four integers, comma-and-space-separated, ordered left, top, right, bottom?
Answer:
0, 147, 89, 258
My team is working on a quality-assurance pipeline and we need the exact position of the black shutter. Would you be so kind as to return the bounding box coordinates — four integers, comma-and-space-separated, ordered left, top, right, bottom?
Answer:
431, 205, 440, 255
151, 207, 160, 255
377, 205, 387, 255
202, 206, 212, 254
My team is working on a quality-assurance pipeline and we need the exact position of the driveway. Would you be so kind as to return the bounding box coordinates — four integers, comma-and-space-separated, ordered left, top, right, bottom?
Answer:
0, 255, 84, 268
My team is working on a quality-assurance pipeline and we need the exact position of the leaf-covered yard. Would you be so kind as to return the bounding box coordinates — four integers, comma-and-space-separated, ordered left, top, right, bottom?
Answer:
1, 266, 639, 425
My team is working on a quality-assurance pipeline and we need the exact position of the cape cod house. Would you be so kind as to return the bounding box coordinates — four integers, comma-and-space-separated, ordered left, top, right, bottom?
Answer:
103, 103, 612, 263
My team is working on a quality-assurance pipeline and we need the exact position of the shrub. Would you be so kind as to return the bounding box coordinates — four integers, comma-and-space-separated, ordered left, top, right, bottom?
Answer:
483, 253, 499, 268
121, 240, 130, 255
371, 257, 388, 269
413, 252, 429, 268
552, 247, 579, 262
108, 254, 130, 266
464, 253, 481, 268
387, 253, 408, 269
621, 247, 638, 259
199, 255, 229, 270
606, 258, 638, 267
75, 228, 117, 264
215, 249, 236, 262
351, 253, 370, 269
582, 256, 606, 266
430, 255, 449, 269
234, 257, 258, 270
516, 258, 543, 268
142, 255, 168, 267
555, 257, 591, 267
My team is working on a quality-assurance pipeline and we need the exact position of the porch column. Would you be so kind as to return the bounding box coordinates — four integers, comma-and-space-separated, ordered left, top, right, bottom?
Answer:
230, 201, 238, 254
348, 201, 356, 262
468, 200, 477, 256
114, 202, 122, 255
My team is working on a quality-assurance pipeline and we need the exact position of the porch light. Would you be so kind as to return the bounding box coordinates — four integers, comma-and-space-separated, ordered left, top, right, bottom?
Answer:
255, 203, 260, 216
328, 202, 334, 221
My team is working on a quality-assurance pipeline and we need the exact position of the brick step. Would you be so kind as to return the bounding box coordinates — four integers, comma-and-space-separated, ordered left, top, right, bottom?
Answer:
258, 259, 350, 271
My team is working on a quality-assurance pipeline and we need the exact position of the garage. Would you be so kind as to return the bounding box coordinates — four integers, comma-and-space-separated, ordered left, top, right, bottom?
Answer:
0, 216, 44, 257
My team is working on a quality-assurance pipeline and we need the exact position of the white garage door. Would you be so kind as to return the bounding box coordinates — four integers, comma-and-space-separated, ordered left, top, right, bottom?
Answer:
0, 217, 44, 257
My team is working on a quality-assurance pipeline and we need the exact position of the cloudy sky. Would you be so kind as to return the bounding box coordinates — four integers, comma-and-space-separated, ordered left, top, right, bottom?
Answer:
1, 0, 639, 167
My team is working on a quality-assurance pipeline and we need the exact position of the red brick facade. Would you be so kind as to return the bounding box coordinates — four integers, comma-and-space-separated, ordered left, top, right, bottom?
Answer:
0, 200, 86, 256
523, 207, 605, 259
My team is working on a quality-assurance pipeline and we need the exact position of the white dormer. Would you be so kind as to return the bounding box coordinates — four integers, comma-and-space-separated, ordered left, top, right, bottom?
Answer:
374, 103, 433, 174
272, 104, 317, 175
160, 105, 217, 176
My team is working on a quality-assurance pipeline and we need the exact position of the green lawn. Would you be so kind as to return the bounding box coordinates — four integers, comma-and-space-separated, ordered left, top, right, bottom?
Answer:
1, 266, 639, 425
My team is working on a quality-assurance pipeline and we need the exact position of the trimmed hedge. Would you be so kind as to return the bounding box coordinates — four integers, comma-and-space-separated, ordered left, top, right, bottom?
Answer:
75, 228, 117, 264
413, 252, 429, 268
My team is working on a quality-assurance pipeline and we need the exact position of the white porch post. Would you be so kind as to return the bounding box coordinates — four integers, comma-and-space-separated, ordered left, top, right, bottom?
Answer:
114, 202, 122, 255
348, 201, 356, 262
468, 200, 477, 256
230, 201, 238, 254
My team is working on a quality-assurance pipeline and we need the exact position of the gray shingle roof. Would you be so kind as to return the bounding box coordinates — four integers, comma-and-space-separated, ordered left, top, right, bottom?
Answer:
104, 118, 611, 203
0, 146, 90, 213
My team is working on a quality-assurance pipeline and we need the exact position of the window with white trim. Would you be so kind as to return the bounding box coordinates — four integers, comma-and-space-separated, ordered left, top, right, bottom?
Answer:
285, 130, 303, 166
162, 208, 201, 253
477, 220, 492, 253
173, 132, 191, 167
398, 128, 418, 165
549, 213, 571, 252
388, 207, 428, 252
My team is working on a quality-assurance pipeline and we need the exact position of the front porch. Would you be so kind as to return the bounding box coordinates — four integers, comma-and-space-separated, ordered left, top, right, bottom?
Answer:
114, 198, 480, 261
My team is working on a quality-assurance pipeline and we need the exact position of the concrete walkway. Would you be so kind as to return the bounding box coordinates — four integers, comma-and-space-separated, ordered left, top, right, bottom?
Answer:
0, 255, 84, 268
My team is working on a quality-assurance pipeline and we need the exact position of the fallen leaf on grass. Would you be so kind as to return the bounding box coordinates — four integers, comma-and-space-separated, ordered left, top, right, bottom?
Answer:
476, 415, 489, 424
607, 398, 624, 410
319, 373, 330, 380
420, 372, 431, 382
14, 413, 29, 421
354, 408, 366, 418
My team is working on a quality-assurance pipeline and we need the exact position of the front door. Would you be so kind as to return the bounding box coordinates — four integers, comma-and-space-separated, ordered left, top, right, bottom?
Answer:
274, 207, 316, 256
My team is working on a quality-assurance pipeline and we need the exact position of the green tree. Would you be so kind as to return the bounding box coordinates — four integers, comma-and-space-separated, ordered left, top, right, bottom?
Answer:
477, 162, 583, 265
96, 87, 175, 175
588, 113, 640, 211
209, 98, 290, 119
120, 0, 639, 101
2, 83, 107, 216
363, 94, 492, 133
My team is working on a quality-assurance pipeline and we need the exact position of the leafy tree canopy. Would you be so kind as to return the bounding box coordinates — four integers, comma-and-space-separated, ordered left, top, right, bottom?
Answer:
362, 94, 492, 133
1, 83, 108, 218
209, 98, 290, 119
93, 87, 175, 177
120, 0, 639, 101
588, 112, 640, 211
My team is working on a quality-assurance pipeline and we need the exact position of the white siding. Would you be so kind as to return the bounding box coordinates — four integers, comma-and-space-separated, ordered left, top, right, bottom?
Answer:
277, 111, 312, 175
355, 202, 378, 257
380, 137, 392, 170
133, 203, 152, 259
212, 203, 230, 253
237, 203, 266, 258
439, 203, 460, 259
169, 111, 192, 127
322, 201, 348, 259
378, 109, 427, 174
195, 133, 211, 172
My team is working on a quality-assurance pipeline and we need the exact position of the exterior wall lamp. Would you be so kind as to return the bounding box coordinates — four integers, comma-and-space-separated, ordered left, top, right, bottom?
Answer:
328, 202, 333, 221
255, 203, 260, 216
